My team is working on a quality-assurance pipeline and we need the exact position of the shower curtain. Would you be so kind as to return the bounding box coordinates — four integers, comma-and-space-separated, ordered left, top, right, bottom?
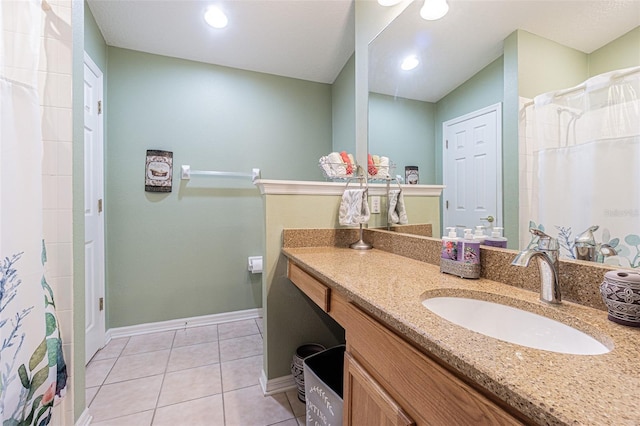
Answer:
1, 1, 67, 424
520, 66, 640, 268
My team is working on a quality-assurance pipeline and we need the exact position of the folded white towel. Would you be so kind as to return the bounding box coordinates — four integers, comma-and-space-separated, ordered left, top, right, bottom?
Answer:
319, 156, 336, 178
328, 152, 347, 177
339, 189, 370, 226
378, 156, 390, 179
388, 189, 408, 225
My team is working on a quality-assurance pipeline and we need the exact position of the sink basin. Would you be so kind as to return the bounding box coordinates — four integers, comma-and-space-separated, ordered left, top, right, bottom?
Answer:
422, 297, 610, 355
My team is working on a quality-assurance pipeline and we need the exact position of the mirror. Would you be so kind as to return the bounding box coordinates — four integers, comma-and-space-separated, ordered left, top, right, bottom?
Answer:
366, 1, 639, 268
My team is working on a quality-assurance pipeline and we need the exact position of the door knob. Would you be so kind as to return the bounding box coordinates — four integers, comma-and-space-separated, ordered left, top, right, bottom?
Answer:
480, 215, 495, 223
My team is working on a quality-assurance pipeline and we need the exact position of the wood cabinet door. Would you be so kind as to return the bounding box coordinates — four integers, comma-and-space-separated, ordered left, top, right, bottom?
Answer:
344, 352, 416, 426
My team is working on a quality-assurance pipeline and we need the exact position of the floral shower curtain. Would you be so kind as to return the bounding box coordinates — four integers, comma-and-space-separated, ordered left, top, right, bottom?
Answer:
520, 66, 640, 268
1, 1, 67, 424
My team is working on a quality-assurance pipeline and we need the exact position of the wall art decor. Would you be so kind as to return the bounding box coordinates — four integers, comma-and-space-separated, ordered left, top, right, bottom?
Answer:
145, 150, 173, 192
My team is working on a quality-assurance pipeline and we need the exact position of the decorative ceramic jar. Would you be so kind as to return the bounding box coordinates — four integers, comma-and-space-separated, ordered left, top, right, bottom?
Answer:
291, 343, 325, 402
600, 270, 640, 327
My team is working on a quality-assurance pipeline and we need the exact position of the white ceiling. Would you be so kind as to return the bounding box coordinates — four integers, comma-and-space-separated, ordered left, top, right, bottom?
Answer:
86, 0, 355, 84
370, 0, 640, 102
87, 0, 639, 101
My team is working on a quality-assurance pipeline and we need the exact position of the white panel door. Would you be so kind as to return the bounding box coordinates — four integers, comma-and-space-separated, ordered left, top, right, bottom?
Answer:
443, 103, 502, 232
84, 53, 105, 364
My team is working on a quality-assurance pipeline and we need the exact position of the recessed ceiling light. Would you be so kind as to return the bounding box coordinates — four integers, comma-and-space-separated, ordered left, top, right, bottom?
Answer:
377, 0, 403, 6
420, 0, 449, 21
401, 55, 419, 71
204, 6, 228, 29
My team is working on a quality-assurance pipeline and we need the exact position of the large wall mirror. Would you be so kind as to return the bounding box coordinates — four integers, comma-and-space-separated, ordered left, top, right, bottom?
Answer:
366, 0, 639, 268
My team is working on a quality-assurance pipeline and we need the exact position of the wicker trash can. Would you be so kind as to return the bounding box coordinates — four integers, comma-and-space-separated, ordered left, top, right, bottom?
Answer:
291, 343, 326, 402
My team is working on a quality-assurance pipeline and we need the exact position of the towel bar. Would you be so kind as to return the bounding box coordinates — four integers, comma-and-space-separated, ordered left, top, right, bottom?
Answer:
181, 165, 260, 182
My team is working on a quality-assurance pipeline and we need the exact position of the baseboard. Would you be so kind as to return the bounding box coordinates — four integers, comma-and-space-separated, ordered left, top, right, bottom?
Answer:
106, 308, 263, 340
74, 408, 92, 426
259, 369, 297, 396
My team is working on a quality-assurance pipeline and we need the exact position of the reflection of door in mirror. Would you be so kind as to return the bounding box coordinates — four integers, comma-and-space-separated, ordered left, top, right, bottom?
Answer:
443, 103, 502, 232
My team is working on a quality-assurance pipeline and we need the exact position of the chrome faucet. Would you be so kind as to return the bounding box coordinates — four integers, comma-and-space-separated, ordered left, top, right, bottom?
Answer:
575, 225, 619, 263
575, 225, 599, 261
512, 229, 561, 304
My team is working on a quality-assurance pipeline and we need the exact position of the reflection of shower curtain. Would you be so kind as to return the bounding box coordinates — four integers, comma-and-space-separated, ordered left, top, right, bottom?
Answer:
520, 66, 640, 268
1, 1, 67, 424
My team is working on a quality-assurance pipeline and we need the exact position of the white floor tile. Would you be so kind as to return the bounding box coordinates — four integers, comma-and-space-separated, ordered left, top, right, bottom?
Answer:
85, 386, 99, 407
223, 385, 294, 426
91, 410, 154, 426
157, 364, 222, 407
85, 358, 116, 388
166, 341, 219, 372
221, 354, 263, 392
153, 394, 224, 426
85, 315, 295, 426
218, 319, 260, 341
122, 331, 175, 356
104, 349, 170, 384
219, 334, 263, 362
174, 324, 218, 348
92, 338, 129, 361
89, 375, 163, 422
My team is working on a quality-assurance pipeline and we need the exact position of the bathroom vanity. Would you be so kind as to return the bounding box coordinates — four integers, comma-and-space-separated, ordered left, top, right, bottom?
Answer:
282, 232, 640, 425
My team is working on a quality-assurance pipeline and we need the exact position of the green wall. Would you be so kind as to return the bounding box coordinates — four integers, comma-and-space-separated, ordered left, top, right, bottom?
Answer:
84, 2, 107, 71
332, 54, 355, 154
106, 47, 332, 327
589, 26, 640, 76
369, 93, 436, 184
516, 30, 588, 99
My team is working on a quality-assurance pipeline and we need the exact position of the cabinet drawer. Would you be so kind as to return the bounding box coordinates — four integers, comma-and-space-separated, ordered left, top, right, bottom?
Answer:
288, 261, 331, 312
345, 304, 523, 425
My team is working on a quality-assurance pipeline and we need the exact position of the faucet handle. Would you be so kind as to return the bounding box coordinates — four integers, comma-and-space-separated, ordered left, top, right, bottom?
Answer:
529, 228, 559, 251
575, 225, 599, 245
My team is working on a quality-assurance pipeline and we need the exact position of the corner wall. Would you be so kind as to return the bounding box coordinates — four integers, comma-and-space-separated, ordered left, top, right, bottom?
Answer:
105, 47, 333, 328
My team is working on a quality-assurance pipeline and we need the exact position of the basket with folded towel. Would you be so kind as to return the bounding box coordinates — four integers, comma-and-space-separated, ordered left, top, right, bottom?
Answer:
319, 151, 357, 180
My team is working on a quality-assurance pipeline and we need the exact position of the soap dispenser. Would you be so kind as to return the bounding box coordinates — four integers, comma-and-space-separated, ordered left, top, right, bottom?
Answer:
473, 226, 487, 244
459, 229, 481, 264
484, 227, 508, 248
441, 227, 459, 261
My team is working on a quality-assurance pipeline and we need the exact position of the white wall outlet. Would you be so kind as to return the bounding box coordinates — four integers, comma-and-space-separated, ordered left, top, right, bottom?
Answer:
371, 196, 381, 214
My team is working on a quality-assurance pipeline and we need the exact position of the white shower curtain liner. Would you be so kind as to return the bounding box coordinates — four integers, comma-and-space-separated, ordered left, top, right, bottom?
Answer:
520, 66, 640, 268
1, 1, 67, 424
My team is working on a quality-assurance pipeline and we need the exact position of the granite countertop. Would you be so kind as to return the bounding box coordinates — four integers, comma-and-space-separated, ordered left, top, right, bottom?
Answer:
282, 246, 640, 426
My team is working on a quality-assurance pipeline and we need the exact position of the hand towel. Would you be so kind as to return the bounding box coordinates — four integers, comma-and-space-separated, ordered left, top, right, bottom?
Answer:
388, 189, 408, 225
339, 189, 370, 226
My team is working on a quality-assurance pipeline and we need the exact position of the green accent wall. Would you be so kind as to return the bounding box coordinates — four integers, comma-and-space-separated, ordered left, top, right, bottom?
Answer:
84, 2, 107, 71
369, 93, 436, 184
332, 54, 355, 154
589, 26, 640, 76
516, 30, 588, 99
106, 47, 332, 327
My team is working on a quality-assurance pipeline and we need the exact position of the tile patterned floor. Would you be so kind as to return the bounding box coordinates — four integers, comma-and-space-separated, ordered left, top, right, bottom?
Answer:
86, 318, 305, 426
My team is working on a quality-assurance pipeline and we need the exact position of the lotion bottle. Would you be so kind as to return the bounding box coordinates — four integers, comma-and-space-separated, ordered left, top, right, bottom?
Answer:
458, 229, 481, 264
473, 225, 487, 244
441, 227, 459, 261
484, 227, 508, 248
